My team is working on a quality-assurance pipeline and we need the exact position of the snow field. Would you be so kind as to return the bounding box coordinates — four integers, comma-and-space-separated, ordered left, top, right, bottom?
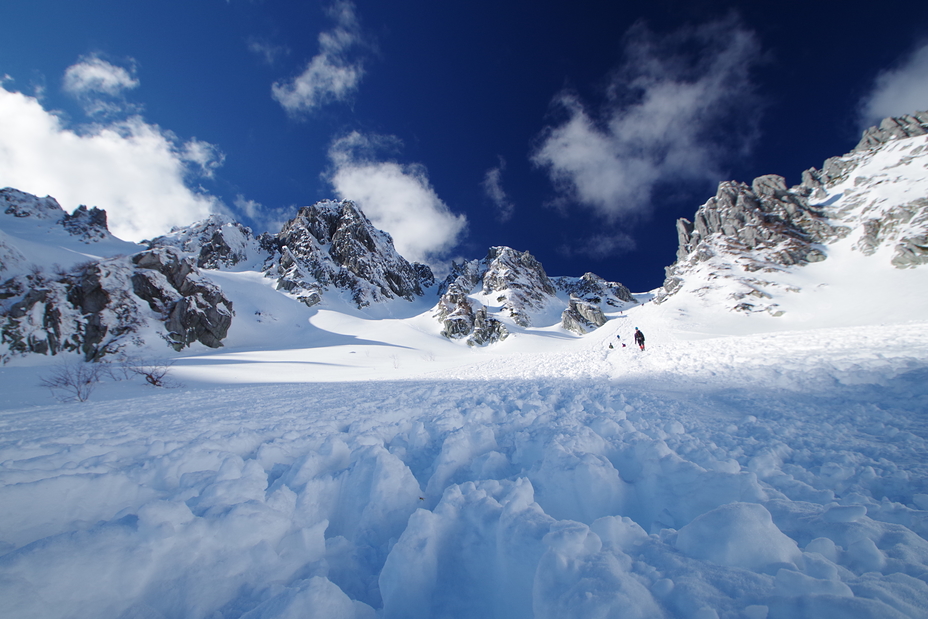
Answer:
2, 335, 928, 619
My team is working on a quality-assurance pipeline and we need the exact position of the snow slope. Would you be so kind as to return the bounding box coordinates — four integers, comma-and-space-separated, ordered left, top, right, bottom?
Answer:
1, 258, 927, 618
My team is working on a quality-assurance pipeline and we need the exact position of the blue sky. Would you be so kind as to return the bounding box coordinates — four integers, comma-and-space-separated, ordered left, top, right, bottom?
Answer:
2, 0, 928, 291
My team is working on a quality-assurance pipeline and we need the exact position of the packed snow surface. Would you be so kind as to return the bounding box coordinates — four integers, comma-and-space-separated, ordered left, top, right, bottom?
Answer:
2, 267, 928, 619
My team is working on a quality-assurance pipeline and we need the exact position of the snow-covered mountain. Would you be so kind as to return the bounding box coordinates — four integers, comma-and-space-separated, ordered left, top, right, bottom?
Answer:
1, 113, 928, 619
0, 189, 235, 361
1, 190, 638, 361
657, 111, 928, 320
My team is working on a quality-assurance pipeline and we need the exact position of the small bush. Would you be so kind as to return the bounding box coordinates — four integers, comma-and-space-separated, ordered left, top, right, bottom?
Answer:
40, 360, 103, 402
108, 354, 178, 387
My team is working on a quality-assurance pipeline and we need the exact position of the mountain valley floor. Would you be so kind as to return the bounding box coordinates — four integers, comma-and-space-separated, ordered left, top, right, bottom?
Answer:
1, 295, 927, 618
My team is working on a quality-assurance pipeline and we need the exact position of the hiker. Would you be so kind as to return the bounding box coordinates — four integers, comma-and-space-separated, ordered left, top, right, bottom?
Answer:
634, 327, 645, 351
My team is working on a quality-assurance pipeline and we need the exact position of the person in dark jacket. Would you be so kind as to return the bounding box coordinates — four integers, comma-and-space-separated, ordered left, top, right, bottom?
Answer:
634, 328, 645, 351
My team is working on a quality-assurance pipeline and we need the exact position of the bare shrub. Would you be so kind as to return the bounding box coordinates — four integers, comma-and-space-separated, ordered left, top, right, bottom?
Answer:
108, 354, 179, 387
40, 360, 104, 402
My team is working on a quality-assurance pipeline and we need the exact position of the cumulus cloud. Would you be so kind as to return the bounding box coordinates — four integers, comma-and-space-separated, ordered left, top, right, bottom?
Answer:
532, 17, 762, 222
272, 1, 365, 115
327, 132, 467, 265
63, 55, 139, 97
0, 85, 222, 242
482, 157, 514, 222
859, 42, 928, 129
63, 55, 140, 117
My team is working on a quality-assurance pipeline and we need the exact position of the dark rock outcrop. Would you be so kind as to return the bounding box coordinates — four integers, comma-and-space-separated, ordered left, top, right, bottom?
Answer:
561, 297, 607, 335
1, 247, 233, 361
435, 247, 632, 342
262, 200, 434, 308
657, 110, 928, 311
148, 215, 262, 270
131, 247, 234, 351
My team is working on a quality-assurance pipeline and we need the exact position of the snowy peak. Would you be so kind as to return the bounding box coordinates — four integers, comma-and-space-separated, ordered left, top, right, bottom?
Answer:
1, 187, 113, 242
264, 199, 434, 308
1, 188, 65, 220
481, 246, 557, 327
658, 111, 928, 315
148, 214, 266, 270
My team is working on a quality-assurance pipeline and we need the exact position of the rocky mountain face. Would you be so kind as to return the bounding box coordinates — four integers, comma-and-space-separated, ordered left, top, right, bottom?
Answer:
434, 247, 635, 342
10, 111, 920, 360
262, 200, 435, 308
1, 190, 233, 361
657, 110, 928, 314
148, 215, 266, 270
1, 192, 444, 361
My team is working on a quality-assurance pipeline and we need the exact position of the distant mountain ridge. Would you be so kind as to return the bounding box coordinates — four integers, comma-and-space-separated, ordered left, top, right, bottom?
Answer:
2, 110, 927, 361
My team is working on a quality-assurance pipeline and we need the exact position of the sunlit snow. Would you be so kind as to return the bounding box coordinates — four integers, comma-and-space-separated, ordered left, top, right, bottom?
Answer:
2, 133, 928, 617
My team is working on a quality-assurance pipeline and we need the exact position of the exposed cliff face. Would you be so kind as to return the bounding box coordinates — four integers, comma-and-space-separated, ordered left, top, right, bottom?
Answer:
1, 190, 233, 361
434, 248, 635, 342
148, 215, 266, 270
657, 111, 928, 314
262, 200, 435, 308
131, 247, 234, 350
480, 246, 557, 328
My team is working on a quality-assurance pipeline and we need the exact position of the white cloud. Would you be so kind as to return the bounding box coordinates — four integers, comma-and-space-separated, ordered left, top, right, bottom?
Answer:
859, 42, 928, 129
482, 157, 514, 222
271, 1, 365, 115
234, 194, 293, 234
63, 55, 139, 97
62, 55, 141, 117
327, 132, 467, 265
0, 85, 222, 242
532, 18, 762, 222
182, 139, 225, 178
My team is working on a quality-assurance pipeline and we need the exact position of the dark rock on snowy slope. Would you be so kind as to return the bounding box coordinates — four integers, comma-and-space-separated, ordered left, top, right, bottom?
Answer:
553, 273, 633, 335
2, 261, 133, 360
657, 110, 928, 313
262, 200, 434, 308
560, 297, 607, 335
1, 248, 233, 360
435, 247, 635, 342
131, 247, 234, 350
434, 247, 553, 346
433, 274, 510, 346
1, 189, 234, 360
148, 215, 266, 270
1, 187, 112, 242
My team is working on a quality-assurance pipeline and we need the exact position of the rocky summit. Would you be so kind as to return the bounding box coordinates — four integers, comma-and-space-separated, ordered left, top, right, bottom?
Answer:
263, 200, 434, 309
657, 110, 928, 315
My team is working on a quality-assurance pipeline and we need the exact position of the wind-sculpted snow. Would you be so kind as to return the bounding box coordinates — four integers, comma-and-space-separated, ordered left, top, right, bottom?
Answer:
2, 332, 928, 618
